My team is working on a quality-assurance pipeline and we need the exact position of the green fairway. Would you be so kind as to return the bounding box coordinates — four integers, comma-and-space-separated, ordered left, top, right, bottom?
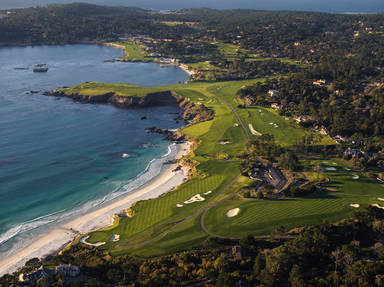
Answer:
70, 76, 382, 257
114, 41, 153, 62
203, 159, 384, 238
87, 160, 240, 247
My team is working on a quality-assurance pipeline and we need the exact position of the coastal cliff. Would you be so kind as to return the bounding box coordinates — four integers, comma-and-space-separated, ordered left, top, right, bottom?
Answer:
45, 90, 181, 106
44, 89, 214, 125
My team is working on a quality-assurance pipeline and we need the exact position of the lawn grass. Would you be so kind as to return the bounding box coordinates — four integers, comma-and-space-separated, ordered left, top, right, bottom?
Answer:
114, 41, 153, 62
87, 160, 240, 246
73, 77, 382, 257
203, 158, 384, 238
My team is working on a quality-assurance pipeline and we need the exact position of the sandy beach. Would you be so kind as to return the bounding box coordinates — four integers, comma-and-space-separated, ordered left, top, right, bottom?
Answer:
179, 63, 197, 76
103, 42, 129, 58
0, 142, 191, 276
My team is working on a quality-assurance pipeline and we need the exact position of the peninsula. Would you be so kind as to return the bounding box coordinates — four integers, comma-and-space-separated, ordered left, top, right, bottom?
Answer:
0, 4, 384, 286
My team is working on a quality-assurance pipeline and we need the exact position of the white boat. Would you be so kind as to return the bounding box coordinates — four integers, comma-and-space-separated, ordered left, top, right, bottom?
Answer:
33, 64, 48, 73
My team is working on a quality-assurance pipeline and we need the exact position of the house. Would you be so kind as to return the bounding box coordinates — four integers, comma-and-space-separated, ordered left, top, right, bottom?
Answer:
232, 245, 244, 260
19, 266, 51, 283
294, 115, 312, 123
313, 79, 327, 86
319, 126, 329, 135
56, 264, 80, 277
243, 94, 255, 105
333, 135, 356, 144
271, 103, 282, 109
250, 168, 261, 180
268, 90, 279, 97
344, 148, 363, 158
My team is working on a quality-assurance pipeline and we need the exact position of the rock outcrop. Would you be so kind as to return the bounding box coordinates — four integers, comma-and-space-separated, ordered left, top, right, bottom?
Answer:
44, 90, 182, 107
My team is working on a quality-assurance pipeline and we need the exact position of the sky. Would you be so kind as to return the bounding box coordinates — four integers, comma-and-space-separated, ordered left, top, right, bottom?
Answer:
1, 0, 383, 12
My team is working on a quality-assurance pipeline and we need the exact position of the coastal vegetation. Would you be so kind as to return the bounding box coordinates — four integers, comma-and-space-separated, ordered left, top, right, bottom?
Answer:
0, 3, 384, 286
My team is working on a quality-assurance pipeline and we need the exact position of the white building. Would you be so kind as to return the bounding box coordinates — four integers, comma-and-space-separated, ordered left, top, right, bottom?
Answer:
268, 90, 279, 97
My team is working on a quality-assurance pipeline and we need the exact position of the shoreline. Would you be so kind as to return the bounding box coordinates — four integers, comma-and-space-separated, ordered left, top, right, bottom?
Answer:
0, 141, 192, 276
102, 41, 197, 79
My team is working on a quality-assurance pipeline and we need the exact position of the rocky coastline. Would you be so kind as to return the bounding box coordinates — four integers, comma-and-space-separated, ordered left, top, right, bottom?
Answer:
44, 88, 214, 142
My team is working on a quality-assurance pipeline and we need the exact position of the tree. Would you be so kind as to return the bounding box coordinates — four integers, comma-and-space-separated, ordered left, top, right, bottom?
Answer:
253, 253, 265, 276
289, 264, 306, 287
214, 253, 229, 272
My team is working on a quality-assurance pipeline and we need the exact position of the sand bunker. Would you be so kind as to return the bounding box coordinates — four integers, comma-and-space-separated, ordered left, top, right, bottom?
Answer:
344, 167, 351, 171
233, 123, 239, 127
219, 141, 231, 145
351, 175, 360, 180
176, 204, 183, 208
249, 124, 262, 136
325, 167, 337, 171
226, 208, 240, 217
80, 235, 106, 247
121, 153, 130, 159
350, 204, 360, 208
184, 194, 205, 204
204, 190, 212, 195
372, 204, 384, 210
377, 198, 384, 202
110, 234, 120, 242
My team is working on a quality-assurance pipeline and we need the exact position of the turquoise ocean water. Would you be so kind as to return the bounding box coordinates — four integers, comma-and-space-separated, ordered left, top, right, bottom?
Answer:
0, 44, 189, 258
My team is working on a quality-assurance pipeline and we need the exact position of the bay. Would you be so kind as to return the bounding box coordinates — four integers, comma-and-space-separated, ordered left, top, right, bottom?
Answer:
0, 44, 189, 258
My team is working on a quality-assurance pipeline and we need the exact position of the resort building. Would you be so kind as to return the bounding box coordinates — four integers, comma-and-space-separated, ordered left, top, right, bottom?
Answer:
56, 264, 81, 277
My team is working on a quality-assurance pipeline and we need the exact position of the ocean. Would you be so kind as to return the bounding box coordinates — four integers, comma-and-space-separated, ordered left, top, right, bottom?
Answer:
0, 0, 383, 12
0, 44, 189, 259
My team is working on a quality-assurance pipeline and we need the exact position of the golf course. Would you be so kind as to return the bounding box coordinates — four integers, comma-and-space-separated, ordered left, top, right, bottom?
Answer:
52, 75, 384, 259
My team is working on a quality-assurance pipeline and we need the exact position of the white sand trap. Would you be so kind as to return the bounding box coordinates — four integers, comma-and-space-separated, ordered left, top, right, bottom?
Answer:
268, 122, 274, 125
204, 190, 212, 195
371, 204, 384, 210
258, 109, 262, 112
344, 167, 351, 171
110, 234, 120, 242
184, 194, 205, 204
219, 141, 231, 145
273, 124, 279, 128
80, 236, 106, 247
332, 162, 338, 166
248, 124, 262, 136
325, 167, 337, 171
377, 198, 384, 202
351, 175, 360, 180
121, 153, 130, 158
233, 123, 239, 127
226, 208, 240, 217
350, 204, 360, 208
285, 117, 289, 121
176, 204, 183, 208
